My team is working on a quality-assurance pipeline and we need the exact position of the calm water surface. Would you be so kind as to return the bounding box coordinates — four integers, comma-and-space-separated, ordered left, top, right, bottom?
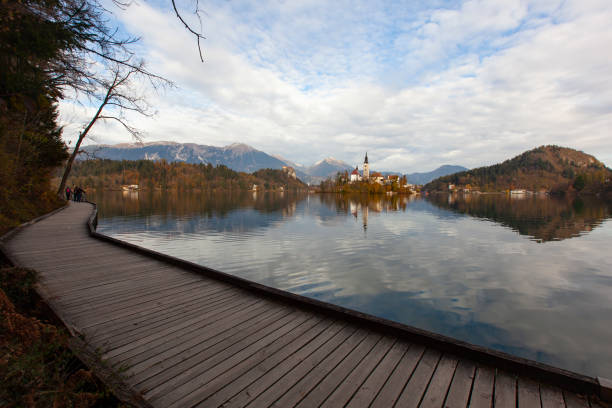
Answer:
93, 190, 612, 377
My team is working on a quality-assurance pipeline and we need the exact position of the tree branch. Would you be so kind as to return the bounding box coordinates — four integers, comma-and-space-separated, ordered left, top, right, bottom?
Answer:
171, 0, 206, 62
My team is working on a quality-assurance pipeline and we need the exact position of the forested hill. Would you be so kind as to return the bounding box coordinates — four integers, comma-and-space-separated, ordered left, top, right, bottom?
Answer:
61, 159, 308, 191
425, 145, 612, 194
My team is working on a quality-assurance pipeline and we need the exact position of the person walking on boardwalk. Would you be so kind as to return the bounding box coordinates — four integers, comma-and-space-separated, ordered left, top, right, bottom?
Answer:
65, 186, 71, 201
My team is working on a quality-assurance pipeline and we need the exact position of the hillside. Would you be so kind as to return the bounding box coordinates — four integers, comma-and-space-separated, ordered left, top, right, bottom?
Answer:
425, 145, 612, 195
61, 159, 308, 192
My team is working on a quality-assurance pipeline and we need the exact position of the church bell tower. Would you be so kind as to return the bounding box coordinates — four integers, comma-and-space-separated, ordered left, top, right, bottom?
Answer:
363, 152, 370, 180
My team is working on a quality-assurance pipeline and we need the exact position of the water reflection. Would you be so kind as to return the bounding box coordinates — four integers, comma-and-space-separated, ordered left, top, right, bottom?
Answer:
93, 190, 612, 377
426, 193, 611, 242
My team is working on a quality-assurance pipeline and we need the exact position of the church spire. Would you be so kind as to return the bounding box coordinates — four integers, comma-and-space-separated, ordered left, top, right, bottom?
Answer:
363, 152, 370, 180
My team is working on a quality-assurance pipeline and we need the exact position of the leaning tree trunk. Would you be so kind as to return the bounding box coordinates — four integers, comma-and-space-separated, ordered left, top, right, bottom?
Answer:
57, 97, 108, 197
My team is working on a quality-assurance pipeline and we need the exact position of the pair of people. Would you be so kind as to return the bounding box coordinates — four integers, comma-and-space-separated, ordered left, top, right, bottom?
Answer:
65, 186, 85, 202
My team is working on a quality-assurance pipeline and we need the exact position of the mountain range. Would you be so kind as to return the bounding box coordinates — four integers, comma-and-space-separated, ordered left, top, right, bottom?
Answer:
80, 142, 466, 185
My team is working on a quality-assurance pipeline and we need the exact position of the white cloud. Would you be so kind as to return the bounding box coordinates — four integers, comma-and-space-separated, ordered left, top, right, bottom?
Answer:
59, 0, 612, 172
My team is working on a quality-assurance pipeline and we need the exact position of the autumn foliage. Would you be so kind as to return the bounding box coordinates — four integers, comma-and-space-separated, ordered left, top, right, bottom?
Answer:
0, 266, 120, 407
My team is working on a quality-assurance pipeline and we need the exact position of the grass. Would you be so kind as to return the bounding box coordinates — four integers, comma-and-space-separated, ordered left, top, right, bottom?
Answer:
0, 264, 125, 407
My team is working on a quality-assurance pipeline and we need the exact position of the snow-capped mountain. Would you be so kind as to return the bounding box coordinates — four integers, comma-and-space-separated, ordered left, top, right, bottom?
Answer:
80, 142, 288, 174
307, 157, 353, 178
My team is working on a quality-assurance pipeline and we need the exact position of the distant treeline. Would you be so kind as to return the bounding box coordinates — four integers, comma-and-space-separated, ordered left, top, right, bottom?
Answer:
59, 159, 308, 191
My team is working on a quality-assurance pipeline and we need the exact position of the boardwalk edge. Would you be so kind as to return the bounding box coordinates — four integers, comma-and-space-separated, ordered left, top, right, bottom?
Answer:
598, 377, 612, 402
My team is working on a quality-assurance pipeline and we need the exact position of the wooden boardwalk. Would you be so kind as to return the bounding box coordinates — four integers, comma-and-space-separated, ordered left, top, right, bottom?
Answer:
2, 202, 610, 408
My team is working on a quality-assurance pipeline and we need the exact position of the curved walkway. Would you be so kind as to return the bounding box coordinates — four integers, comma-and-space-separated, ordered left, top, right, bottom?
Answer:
2, 202, 609, 407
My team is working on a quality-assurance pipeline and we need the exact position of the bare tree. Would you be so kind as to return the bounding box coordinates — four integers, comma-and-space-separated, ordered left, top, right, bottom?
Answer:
57, 61, 160, 195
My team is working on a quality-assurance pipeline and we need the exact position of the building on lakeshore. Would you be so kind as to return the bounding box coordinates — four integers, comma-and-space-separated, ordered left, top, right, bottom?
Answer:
282, 166, 297, 179
349, 153, 371, 183
371, 172, 384, 184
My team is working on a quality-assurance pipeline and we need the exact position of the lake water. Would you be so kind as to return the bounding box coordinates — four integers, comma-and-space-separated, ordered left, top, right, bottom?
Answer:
93, 190, 612, 378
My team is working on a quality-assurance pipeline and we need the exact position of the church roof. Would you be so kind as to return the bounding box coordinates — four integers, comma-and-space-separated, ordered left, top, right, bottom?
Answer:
351, 167, 360, 175
364, 152, 368, 164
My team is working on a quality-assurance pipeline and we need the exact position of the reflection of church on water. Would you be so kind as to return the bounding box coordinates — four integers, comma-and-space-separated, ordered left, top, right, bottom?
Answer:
349, 201, 380, 232
349, 196, 417, 232
349, 201, 368, 232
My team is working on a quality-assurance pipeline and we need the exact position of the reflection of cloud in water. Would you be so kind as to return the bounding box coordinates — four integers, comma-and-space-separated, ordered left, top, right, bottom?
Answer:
378, 215, 421, 236
96, 191, 612, 378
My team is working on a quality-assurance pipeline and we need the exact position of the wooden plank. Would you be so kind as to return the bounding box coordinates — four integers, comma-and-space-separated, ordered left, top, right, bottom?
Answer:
147, 312, 314, 406
94, 290, 247, 345
444, 360, 476, 408
53, 271, 192, 302
103, 295, 263, 359
270, 328, 370, 408
91, 287, 239, 341
64, 278, 210, 317
240, 324, 357, 408
178, 316, 331, 408
41, 264, 185, 294
86, 285, 236, 338
72, 280, 232, 328
191, 318, 336, 408
137, 310, 309, 393
55, 268, 195, 305
469, 365, 496, 408
80, 284, 234, 331
495, 370, 518, 408
123, 300, 285, 378
23, 249, 147, 270
220, 321, 347, 408
345, 340, 411, 407
370, 344, 427, 408
60, 276, 198, 312
38, 265, 171, 287
36, 256, 169, 278
541, 384, 565, 408
419, 354, 459, 408
518, 377, 541, 408
114, 299, 273, 367
320, 336, 396, 408
393, 348, 441, 408
562, 390, 589, 408
294, 331, 382, 408
10, 242, 122, 256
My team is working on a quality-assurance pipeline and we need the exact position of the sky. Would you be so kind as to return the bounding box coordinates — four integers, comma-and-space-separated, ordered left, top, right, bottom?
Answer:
59, 0, 612, 173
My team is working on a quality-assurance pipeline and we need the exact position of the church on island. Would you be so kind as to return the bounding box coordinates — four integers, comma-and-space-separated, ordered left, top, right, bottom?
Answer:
350, 153, 370, 182
349, 153, 406, 186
